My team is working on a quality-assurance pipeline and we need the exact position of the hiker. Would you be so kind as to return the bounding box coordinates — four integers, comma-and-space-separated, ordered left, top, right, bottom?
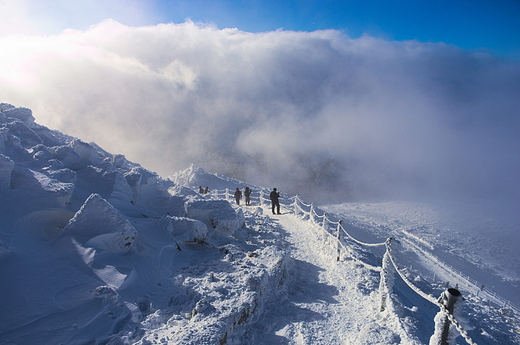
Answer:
270, 188, 281, 214
199, 186, 204, 194
204, 186, 209, 194
244, 187, 252, 206
234, 188, 242, 205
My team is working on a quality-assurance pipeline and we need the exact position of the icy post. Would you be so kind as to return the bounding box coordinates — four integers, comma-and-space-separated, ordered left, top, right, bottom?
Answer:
430, 288, 462, 345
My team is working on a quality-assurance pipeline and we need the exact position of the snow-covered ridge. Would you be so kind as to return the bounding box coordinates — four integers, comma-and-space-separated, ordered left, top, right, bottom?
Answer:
0, 104, 289, 344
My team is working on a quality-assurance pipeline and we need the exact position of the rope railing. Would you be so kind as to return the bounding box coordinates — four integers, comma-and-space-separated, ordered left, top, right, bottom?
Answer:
198, 187, 519, 345
385, 238, 438, 305
442, 304, 479, 345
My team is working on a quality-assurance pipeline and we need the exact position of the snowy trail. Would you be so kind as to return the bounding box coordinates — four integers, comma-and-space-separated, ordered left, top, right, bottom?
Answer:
244, 208, 419, 345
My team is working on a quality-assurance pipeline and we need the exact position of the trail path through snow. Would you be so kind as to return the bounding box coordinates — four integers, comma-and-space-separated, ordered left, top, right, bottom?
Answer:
243, 208, 418, 345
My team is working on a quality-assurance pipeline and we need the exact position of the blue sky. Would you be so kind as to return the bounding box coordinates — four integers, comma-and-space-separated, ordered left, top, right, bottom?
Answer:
3, 0, 520, 58
155, 0, 520, 55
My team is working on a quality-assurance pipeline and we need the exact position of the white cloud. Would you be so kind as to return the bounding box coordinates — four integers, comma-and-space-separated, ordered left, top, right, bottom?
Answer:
1, 20, 519, 203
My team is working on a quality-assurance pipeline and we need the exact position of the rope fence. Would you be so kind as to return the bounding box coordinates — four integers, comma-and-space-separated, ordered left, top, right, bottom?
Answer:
199, 187, 519, 345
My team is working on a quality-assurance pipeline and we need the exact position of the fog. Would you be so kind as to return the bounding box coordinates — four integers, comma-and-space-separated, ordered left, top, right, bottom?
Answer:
1, 20, 519, 203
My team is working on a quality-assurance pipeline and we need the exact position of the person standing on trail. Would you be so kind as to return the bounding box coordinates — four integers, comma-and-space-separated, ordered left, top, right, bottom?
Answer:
244, 187, 252, 206
270, 188, 281, 214
234, 188, 242, 205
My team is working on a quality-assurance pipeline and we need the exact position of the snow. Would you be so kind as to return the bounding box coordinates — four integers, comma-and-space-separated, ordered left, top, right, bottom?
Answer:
0, 103, 519, 345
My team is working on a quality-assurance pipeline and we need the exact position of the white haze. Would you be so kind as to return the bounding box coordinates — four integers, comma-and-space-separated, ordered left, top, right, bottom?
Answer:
1, 20, 519, 204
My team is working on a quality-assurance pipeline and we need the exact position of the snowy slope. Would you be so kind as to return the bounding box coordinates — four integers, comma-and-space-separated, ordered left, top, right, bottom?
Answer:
0, 104, 288, 344
0, 104, 518, 345
322, 200, 520, 307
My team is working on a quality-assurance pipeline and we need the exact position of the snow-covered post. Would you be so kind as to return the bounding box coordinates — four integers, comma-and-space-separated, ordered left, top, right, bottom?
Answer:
225, 188, 229, 202
379, 238, 395, 312
430, 288, 462, 345
322, 212, 328, 229
310, 203, 315, 224
259, 190, 264, 207
292, 195, 299, 216
336, 220, 342, 261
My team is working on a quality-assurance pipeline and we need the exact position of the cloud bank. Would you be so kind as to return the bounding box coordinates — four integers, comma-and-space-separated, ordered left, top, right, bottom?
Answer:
1, 20, 519, 203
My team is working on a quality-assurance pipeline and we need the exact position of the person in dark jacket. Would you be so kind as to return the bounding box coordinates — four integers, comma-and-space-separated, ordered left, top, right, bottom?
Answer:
244, 187, 252, 206
270, 188, 281, 214
234, 188, 242, 205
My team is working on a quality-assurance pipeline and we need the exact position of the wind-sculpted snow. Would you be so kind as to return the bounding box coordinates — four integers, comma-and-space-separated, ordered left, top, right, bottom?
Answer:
0, 104, 291, 344
166, 215, 208, 243
62, 193, 138, 253
185, 199, 246, 235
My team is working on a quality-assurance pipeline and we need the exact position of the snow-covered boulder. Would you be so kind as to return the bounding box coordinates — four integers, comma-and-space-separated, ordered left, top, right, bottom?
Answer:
4, 119, 42, 148
31, 170, 75, 205
185, 199, 245, 235
52, 145, 82, 169
29, 144, 54, 167
2, 106, 35, 128
166, 215, 208, 243
70, 139, 101, 166
127, 169, 186, 216
110, 172, 134, 200
0, 153, 14, 189
168, 184, 202, 199
62, 193, 138, 253
112, 153, 128, 168
47, 168, 77, 184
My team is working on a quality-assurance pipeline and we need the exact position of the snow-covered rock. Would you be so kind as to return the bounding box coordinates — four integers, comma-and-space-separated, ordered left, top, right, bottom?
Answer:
70, 139, 102, 166
32, 170, 75, 205
166, 215, 208, 243
52, 145, 83, 169
4, 119, 42, 148
2, 106, 35, 128
185, 199, 245, 235
62, 193, 138, 253
47, 167, 77, 184
167, 184, 201, 199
